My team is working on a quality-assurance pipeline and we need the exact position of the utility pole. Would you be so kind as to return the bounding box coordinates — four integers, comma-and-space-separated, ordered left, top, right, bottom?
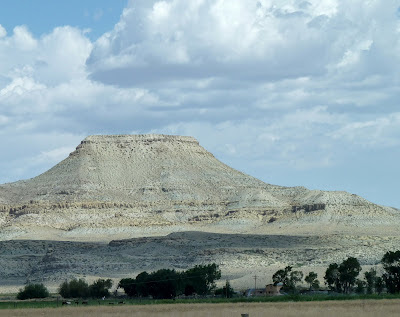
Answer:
253, 275, 257, 290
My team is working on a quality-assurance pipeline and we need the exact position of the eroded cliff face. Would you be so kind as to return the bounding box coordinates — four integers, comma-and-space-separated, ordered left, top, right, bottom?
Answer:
0, 134, 398, 241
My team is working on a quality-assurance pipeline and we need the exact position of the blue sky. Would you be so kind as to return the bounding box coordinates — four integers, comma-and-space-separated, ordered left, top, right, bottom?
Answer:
0, 0, 399, 208
0, 0, 127, 40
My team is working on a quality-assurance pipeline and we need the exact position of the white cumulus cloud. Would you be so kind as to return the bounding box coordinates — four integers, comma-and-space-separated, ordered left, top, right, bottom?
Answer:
0, 25, 6, 38
0, 1, 399, 207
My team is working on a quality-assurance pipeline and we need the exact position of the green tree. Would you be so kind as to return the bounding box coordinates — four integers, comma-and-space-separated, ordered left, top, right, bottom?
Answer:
304, 272, 320, 290
272, 266, 303, 293
89, 279, 113, 298
355, 279, 365, 294
117, 264, 222, 299
364, 268, 378, 294
184, 263, 221, 295
338, 257, 361, 294
382, 250, 400, 293
58, 278, 89, 298
136, 271, 150, 297
215, 280, 235, 298
272, 267, 289, 286
17, 284, 49, 300
147, 269, 180, 299
324, 263, 341, 292
184, 284, 196, 296
376, 276, 384, 294
325, 258, 361, 294
118, 278, 137, 297
290, 270, 304, 290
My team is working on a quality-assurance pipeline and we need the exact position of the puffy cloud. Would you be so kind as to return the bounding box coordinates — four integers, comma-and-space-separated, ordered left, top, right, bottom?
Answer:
0, 26, 92, 181
87, 0, 400, 86
0, 26, 92, 86
0, 25, 6, 38
0, 1, 399, 207
12, 26, 38, 51
36, 27, 93, 85
0, 22, 162, 182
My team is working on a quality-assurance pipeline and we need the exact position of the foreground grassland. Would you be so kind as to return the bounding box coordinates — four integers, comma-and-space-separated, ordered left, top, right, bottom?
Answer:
1, 293, 400, 309
168, 293, 400, 303
0, 300, 400, 317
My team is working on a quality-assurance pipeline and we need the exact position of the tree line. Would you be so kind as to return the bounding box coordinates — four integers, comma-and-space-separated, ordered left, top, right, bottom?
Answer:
16, 278, 114, 300
272, 250, 400, 294
118, 263, 221, 299
16, 264, 221, 300
59, 263, 222, 300
15, 249, 400, 300
59, 278, 113, 298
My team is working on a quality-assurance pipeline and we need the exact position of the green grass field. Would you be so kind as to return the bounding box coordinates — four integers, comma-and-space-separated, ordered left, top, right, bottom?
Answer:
1, 293, 400, 310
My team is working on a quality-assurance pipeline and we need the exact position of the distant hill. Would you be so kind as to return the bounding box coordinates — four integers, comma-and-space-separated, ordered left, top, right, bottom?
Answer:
0, 134, 397, 241
0, 134, 399, 291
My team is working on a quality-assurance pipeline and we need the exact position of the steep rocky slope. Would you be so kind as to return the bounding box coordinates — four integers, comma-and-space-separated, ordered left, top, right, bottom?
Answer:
0, 134, 398, 241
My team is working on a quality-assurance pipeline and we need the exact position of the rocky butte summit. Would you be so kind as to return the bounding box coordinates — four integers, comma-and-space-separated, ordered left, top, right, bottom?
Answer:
0, 134, 398, 241
0, 134, 399, 290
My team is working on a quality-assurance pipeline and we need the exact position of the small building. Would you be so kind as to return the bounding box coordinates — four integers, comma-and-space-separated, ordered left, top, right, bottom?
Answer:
245, 288, 266, 297
245, 282, 284, 297
265, 283, 283, 296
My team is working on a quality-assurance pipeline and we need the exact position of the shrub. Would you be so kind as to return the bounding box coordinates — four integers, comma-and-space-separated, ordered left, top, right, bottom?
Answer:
58, 278, 89, 298
17, 283, 49, 300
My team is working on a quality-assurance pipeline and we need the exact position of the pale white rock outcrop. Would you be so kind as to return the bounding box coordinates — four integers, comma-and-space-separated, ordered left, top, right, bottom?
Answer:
0, 134, 398, 241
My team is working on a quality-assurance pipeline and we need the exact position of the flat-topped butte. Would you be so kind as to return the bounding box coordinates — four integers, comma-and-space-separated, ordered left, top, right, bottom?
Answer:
0, 134, 398, 242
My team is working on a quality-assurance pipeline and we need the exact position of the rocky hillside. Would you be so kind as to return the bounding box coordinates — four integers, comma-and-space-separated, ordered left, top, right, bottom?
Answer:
0, 134, 398, 241
1, 232, 399, 292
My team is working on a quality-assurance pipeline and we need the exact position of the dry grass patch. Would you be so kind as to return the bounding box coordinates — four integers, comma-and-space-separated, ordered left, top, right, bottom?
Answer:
0, 300, 399, 317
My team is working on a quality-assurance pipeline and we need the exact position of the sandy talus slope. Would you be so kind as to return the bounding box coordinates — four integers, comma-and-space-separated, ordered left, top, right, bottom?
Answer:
0, 134, 398, 241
